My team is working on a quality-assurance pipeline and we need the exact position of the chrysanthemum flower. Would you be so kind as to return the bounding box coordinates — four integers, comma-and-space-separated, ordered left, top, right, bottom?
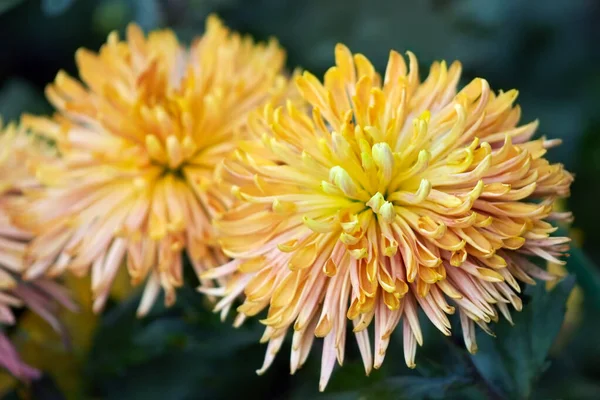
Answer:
19, 16, 290, 315
203, 45, 574, 390
0, 124, 76, 380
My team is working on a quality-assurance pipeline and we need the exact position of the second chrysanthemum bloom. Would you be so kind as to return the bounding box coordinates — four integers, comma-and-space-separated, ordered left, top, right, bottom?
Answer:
204, 44, 573, 390
19, 16, 290, 315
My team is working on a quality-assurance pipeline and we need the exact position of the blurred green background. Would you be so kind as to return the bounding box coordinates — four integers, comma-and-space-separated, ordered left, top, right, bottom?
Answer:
1, 0, 600, 399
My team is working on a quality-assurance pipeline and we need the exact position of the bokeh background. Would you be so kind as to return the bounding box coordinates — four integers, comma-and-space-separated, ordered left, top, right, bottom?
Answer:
1, 0, 600, 399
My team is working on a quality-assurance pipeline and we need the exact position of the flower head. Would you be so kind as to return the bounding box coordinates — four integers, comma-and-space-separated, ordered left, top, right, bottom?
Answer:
19, 16, 290, 315
0, 123, 76, 380
203, 44, 573, 390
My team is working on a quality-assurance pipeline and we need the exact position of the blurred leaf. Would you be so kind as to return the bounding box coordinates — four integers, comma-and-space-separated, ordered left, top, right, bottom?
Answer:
92, 0, 131, 35
470, 276, 576, 399
552, 225, 600, 307
90, 0, 162, 36
364, 375, 470, 400
0, 0, 24, 15
2, 376, 66, 400
294, 370, 474, 400
87, 285, 285, 399
130, 0, 162, 31
562, 240, 600, 310
0, 78, 50, 123
31, 375, 66, 400
41, 0, 77, 16
533, 375, 600, 400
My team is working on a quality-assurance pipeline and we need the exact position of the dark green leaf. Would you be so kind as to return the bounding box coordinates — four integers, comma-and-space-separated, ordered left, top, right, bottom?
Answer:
564, 244, 600, 310
470, 276, 576, 399
294, 373, 473, 400
130, 0, 162, 31
0, 0, 25, 15
91, 0, 132, 34
41, 0, 76, 16
0, 78, 50, 123
86, 285, 283, 399
365, 375, 470, 400
552, 227, 600, 309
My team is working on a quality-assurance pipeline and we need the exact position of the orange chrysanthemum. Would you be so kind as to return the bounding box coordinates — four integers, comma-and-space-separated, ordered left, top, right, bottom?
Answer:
0, 124, 76, 380
19, 16, 290, 315
203, 45, 574, 390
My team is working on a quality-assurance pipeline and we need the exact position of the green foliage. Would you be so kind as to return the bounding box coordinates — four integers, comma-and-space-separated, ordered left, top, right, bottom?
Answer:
565, 244, 600, 310
0, 0, 25, 15
0, 78, 50, 123
319, 376, 472, 400
129, 0, 161, 30
470, 276, 576, 399
41, 0, 77, 16
80, 277, 576, 400
86, 287, 286, 399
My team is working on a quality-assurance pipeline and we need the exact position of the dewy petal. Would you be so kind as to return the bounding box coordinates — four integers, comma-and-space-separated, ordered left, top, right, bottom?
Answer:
201, 44, 574, 390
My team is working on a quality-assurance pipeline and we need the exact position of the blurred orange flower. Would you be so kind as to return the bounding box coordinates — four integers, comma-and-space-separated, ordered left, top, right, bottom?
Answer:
19, 16, 290, 316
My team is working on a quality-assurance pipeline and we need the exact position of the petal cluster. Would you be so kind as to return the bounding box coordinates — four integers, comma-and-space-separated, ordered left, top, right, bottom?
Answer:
0, 124, 76, 380
204, 45, 573, 390
18, 16, 290, 315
